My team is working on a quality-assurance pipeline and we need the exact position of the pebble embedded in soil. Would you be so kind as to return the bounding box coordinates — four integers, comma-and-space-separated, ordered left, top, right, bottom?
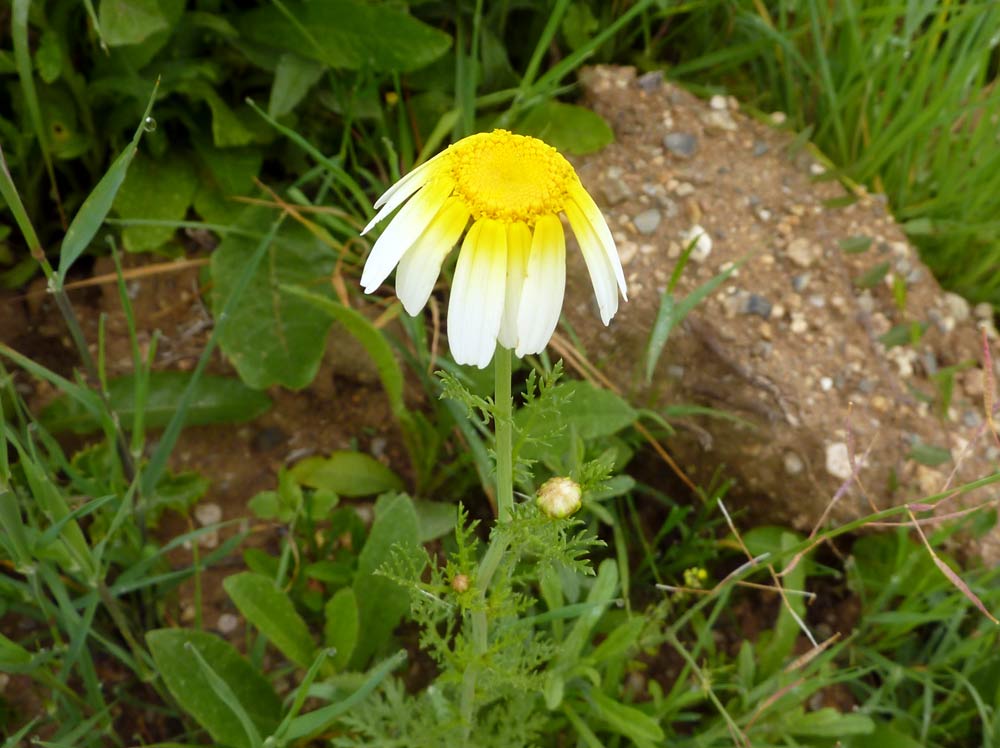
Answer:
217, 613, 239, 634
681, 224, 713, 262
636, 70, 664, 91
633, 209, 662, 235
824, 442, 852, 480
194, 502, 222, 526
786, 237, 820, 268
745, 294, 772, 319
752, 140, 770, 157
663, 132, 698, 158
602, 167, 632, 205
783, 451, 804, 475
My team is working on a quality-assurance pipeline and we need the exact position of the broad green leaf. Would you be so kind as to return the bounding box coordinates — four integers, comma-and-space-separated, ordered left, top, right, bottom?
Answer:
289, 451, 403, 498
349, 494, 420, 668
36, 30, 63, 83
269, 53, 326, 118
412, 499, 457, 542
39, 372, 272, 435
99, 0, 169, 46
0, 630, 32, 670
785, 707, 874, 737
846, 723, 923, 748
146, 629, 281, 748
324, 587, 359, 670
515, 101, 614, 155
113, 152, 198, 252
223, 572, 316, 668
239, 0, 451, 73
590, 690, 664, 744
516, 381, 636, 465
210, 207, 336, 389
282, 289, 407, 421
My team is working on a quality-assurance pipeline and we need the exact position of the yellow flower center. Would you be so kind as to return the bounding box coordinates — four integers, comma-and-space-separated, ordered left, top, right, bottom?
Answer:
446, 130, 576, 225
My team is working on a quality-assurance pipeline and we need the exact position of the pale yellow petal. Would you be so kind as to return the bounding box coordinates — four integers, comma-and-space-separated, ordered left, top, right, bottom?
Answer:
447, 219, 507, 368
395, 198, 470, 315
497, 222, 531, 349
515, 214, 565, 356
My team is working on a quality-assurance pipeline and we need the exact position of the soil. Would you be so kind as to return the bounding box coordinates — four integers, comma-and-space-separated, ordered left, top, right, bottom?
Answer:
564, 65, 1000, 562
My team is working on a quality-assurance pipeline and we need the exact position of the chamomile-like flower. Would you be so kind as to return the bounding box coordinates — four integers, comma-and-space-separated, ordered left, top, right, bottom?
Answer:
360, 129, 627, 368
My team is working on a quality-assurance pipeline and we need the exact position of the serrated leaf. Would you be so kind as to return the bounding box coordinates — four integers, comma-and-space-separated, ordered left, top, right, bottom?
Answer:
289, 451, 403, 498
239, 0, 451, 73
515, 101, 614, 155
224, 572, 316, 668
39, 372, 272, 435
349, 494, 420, 668
113, 152, 198, 251
324, 587, 359, 669
146, 629, 281, 748
211, 206, 336, 389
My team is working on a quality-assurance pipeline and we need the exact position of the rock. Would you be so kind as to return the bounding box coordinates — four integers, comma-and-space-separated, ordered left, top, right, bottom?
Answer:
217, 613, 240, 634
633, 209, 662, 235
636, 70, 664, 91
752, 140, 770, 157
702, 109, 738, 132
663, 132, 698, 158
709, 94, 727, 110
745, 294, 772, 319
602, 168, 632, 204
681, 225, 712, 262
194, 502, 222, 526
825, 442, 852, 480
787, 237, 820, 268
566, 65, 998, 563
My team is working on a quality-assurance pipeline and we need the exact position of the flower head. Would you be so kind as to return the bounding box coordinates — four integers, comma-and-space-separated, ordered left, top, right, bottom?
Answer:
536, 476, 583, 519
361, 130, 627, 368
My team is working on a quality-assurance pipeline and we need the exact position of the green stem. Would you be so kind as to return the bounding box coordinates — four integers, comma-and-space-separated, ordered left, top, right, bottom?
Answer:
460, 530, 511, 739
494, 345, 513, 522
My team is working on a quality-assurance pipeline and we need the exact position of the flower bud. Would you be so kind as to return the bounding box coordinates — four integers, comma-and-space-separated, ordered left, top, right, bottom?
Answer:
536, 477, 582, 519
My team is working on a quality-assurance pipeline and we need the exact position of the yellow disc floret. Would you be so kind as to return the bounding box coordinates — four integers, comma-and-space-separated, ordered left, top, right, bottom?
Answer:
446, 129, 577, 225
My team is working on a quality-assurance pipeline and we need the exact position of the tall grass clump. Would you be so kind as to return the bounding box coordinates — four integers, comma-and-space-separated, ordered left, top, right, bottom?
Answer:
664, 1, 1000, 306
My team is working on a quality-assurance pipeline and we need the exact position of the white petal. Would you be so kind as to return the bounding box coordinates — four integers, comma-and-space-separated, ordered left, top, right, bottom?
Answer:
568, 181, 628, 300
362, 156, 446, 235
515, 214, 565, 357
395, 198, 470, 315
360, 179, 453, 294
565, 200, 618, 325
373, 151, 447, 209
447, 219, 507, 368
497, 222, 530, 349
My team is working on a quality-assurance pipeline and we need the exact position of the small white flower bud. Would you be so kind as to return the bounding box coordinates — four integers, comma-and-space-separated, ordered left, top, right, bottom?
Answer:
536, 477, 582, 519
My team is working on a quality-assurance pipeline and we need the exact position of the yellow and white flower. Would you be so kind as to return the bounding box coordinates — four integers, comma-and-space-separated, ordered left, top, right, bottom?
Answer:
360, 129, 627, 368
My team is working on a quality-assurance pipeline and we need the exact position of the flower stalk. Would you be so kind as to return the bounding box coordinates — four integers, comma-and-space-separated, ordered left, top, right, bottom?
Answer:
494, 344, 514, 523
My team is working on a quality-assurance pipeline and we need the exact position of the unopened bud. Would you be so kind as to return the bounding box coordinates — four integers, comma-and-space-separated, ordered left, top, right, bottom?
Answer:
451, 573, 470, 593
536, 477, 582, 519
